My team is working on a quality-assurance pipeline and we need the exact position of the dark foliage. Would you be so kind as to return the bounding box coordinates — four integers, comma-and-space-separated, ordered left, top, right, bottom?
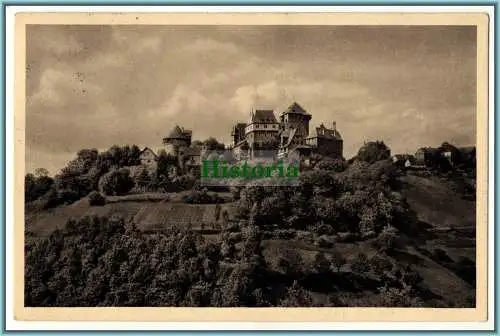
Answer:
88, 191, 106, 206
98, 168, 135, 196
182, 189, 224, 204
356, 141, 391, 164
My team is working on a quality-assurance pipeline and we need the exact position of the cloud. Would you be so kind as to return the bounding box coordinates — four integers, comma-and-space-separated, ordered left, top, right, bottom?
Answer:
178, 38, 239, 55
25, 25, 477, 174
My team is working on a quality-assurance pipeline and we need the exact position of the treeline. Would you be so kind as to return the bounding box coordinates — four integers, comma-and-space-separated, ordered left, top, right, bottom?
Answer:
25, 145, 189, 210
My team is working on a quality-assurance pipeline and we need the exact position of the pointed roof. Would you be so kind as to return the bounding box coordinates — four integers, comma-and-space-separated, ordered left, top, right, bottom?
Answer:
251, 109, 278, 124
140, 147, 157, 157
167, 125, 184, 138
165, 125, 192, 140
282, 102, 311, 116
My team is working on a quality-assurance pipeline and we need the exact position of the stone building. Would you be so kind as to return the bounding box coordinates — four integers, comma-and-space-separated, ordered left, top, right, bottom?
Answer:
163, 125, 192, 157
230, 102, 343, 161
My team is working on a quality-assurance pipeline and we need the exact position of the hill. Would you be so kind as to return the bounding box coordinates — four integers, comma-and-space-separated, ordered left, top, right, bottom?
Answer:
25, 173, 476, 307
399, 174, 475, 229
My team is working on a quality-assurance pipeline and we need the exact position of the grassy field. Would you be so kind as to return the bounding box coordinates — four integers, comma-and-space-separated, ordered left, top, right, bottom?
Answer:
399, 175, 476, 229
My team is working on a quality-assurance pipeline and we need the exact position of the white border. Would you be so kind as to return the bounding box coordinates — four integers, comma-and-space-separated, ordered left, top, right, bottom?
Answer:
5, 5, 495, 331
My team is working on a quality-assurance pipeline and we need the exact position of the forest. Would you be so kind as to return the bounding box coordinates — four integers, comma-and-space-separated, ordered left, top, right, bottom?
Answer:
25, 140, 477, 307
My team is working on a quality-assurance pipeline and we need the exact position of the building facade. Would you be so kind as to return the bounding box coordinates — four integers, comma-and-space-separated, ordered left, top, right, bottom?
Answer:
230, 102, 343, 161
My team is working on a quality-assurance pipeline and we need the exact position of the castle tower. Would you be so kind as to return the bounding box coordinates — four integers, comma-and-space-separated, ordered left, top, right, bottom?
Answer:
244, 109, 280, 159
280, 102, 312, 139
162, 125, 192, 157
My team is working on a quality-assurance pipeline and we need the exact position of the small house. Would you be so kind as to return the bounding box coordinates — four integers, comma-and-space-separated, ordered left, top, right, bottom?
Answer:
139, 147, 158, 170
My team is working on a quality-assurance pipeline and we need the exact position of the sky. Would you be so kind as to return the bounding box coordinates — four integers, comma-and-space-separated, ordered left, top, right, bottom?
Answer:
26, 25, 477, 175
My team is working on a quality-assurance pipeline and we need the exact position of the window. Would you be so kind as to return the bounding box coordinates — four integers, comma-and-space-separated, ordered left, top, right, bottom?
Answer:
264, 124, 267, 129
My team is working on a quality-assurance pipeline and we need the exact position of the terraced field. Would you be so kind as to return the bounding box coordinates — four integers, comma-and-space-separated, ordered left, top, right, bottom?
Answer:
25, 195, 238, 236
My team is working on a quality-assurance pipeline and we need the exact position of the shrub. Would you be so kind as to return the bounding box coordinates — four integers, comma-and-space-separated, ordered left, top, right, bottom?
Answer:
432, 248, 454, 263
315, 235, 336, 248
313, 223, 335, 236
313, 252, 332, 274
98, 168, 135, 196
357, 141, 391, 164
182, 189, 224, 204
373, 225, 398, 251
279, 281, 313, 307
296, 231, 314, 243
370, 254, 393, 275
401, 265, 423, 286
228, 232, 242, 243
375, 284, 423, 307
336, 231, 359, 243
272, 229, 296, 240
88, 191, 106, 206
351, 252, 370, 274
330, 249, 346, 272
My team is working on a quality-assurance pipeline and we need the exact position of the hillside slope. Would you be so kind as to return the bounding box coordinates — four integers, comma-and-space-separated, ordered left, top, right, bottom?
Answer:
26, 197, 238, 236
399, 174, 476, 229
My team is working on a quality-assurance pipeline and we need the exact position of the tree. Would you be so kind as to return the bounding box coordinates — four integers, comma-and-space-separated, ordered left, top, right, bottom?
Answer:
330, 249, 346, 272
25, 171, 55, 203
357, 141, 391, 164
313, 252, 331, 274
34, 168, 49, 178
279, 281, 313, 307
203, 137, 225, 151
88, 191, 106, 206
98, 168, 135, 196
351, 252, 370, 274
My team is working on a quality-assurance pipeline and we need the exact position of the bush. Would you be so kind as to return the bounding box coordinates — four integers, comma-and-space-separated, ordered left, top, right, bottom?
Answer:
373, 225, 398, 251
228, 232, 243, 244
336, 231, 359, 243
375, 284, 423, 307
296, 231, 314, 243
88, 191, 106, 206
432, 248, 453, 263
272, 229, 296, 240
370, 254, 393, 274
98, 168, 135, 196
182, 189, 224, 204
357, 141, 391, 164
313, 223, 335, 236
330, 248, 346, 272
315, 235, 336, 248
351, 252, 370, 274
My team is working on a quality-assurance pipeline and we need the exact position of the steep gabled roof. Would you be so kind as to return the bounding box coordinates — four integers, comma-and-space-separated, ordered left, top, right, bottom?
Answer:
282, 102, 311, 116
140, 147, 157, 158
251, 110, 278, 124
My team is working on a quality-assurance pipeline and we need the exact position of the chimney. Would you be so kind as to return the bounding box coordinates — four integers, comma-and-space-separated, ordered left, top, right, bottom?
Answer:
332, 121, 337, 130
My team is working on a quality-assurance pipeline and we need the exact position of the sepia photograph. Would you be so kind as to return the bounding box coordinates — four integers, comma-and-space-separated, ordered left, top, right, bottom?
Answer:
10, 9, 492, 327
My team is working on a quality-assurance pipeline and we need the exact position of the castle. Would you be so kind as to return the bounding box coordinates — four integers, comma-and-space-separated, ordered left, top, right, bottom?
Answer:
140, 102, 343, 172
230, 102, 343, 162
